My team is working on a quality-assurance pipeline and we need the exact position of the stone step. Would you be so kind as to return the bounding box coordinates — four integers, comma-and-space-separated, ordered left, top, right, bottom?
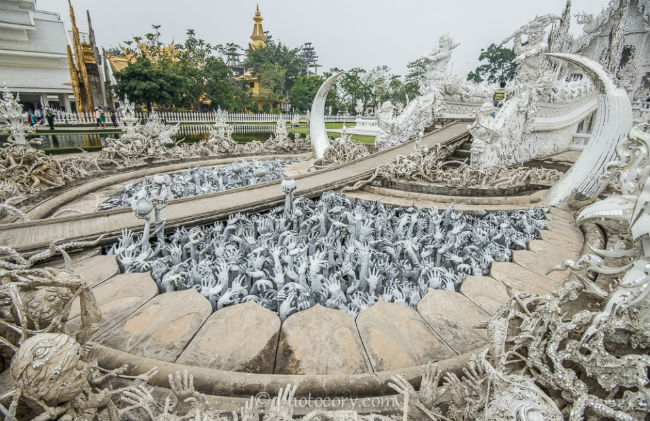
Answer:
528, 239, 580, 262
72, 254, 120, 287
416, 290, 489, 354
490, 262, 558, 295
538, 229, 583, 254
96, 289, 211, 362
460, 275, 510, 315
548, 207, 575, 221
543, 218, 584, 244
512, 250, 571, 283
177, 301, 280, 374
274, 304, 371, 375
66, 272, 158, 336
356, 300, 455, 371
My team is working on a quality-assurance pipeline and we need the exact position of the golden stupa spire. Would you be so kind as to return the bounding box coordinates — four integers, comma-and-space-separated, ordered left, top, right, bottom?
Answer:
250, 4, 267, 50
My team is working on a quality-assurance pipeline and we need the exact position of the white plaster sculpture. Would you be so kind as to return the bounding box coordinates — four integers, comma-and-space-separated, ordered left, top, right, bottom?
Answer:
100, 159, 301, 210
316, 132, 369, 166
468, 9, 602, 169
111, 192, 546, 319
281, 178, 296, 216
118, 97, 139, 136
375, 35, 474, 150
386, 124, 650, 421
139, 111, 179, 145
355, 99, 364, 116
0, 84, 32, 147
310, 72, 342, 159
545, 53, 633, 206
0, 86, 310, 204
276, 117, 288, 138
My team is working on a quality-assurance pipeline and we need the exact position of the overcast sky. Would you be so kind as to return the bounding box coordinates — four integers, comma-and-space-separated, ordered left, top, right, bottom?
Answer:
38, 0, 608, 76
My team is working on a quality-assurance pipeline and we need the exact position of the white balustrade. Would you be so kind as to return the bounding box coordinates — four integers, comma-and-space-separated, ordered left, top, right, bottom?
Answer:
49, 110, 359, 126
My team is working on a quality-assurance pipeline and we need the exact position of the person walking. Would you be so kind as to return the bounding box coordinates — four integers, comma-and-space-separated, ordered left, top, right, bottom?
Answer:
95, 107, 101, 128
34, 106, 43, 125
491, 81, 506, 117
109, 108, 118, 127
28, 109, 36, 126
99, 107, 107, 128
46, 109, 55, 130
493, 81, 506, 108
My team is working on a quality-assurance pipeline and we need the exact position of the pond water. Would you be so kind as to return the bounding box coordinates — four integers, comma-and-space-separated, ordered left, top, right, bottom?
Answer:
1, 130, 293, 150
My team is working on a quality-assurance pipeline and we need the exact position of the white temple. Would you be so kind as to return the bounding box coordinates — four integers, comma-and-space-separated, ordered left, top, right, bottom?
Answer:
0, 0, 74, 111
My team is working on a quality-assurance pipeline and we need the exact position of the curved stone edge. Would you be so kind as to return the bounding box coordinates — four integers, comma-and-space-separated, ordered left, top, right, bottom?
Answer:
20, 153, 311, 221
345, 189, 546, 212
92, 342, 477, 398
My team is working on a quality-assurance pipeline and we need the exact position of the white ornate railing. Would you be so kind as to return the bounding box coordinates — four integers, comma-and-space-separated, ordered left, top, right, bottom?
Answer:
50, 110, 357, 126
176, 124, 277, 137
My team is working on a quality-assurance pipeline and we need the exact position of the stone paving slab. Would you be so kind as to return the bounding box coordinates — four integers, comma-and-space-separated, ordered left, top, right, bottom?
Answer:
176, 301, 280, 374
73, 255, 120, 287
546, 209, 575, 223
539, 228, 583, 250
544, 218, 583, 244
490, 262, 558, 295
96, 289, 211, 362
275, 304, 371, 375
528, 239, 580, 262
460, 275, 510, 315
66, 272, 158, 336
512, 250, 571, 283
416, 290, 489, 354
356, 300, 455, 371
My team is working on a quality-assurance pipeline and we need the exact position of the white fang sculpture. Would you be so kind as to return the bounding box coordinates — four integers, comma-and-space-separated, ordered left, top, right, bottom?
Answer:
310, 72, 342, 159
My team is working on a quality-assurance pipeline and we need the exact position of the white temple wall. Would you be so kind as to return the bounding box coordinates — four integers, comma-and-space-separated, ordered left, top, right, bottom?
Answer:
0, 1, 73, 108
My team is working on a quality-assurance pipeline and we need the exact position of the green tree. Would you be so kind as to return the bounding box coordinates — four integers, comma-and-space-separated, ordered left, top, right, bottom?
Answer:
338, 67, 372, 112
288, 74, 324, 112
404, 58, 426, 99
467, 43, 517, 83
244, 43, 306, 94
203, 57, 235, 110
176, 29, 215, 110
113, 59, 186, 111
257, 62, 287, 103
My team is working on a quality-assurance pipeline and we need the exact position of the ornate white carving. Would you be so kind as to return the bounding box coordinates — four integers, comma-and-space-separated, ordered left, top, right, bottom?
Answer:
375, 35, 491, 151
0, 84, 32, 147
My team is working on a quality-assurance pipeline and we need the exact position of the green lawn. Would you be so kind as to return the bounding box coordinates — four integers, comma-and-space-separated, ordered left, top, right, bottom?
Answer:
289, 128, 373, 143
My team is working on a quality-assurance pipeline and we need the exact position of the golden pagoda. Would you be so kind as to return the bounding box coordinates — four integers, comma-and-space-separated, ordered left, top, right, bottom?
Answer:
249, 4, 267, 50
66, 0, 95, 114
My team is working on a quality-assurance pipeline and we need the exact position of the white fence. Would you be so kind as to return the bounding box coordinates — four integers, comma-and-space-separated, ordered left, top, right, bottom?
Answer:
177, 124, 277, 137
51, 110, 357, 126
